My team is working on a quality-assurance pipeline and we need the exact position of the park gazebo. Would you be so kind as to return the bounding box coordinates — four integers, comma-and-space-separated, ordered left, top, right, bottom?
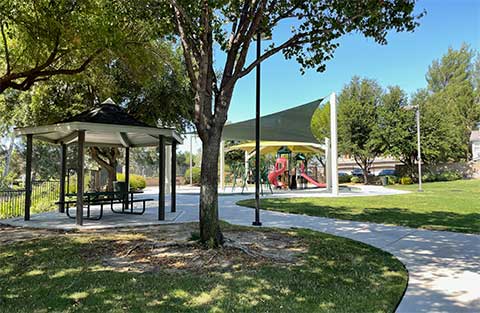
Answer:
14, 99, 183, 226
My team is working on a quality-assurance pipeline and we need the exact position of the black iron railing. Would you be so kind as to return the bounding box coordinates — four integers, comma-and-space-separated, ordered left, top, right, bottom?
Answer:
0, 180, 60, 218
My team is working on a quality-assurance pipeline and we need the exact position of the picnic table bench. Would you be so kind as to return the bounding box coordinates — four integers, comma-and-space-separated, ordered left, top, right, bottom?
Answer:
56, 191, 154, 220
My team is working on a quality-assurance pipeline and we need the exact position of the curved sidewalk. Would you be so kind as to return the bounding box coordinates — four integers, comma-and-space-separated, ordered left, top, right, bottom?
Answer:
174, 192, 480, 313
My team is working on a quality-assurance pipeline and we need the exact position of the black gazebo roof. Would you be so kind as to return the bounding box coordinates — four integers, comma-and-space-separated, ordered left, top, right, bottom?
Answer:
60, 99, 152, 128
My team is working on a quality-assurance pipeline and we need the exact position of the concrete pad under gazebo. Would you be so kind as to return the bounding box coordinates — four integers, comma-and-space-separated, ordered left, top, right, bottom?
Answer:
14, 99, 183, 226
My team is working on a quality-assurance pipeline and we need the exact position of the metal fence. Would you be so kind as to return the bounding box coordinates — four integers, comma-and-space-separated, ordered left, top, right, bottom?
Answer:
0, 180, 60, 218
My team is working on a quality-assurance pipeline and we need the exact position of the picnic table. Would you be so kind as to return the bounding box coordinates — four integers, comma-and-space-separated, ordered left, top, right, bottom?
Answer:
57, 190, 153, 220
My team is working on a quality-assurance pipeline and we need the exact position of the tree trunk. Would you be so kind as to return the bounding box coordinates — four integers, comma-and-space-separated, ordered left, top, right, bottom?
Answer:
199, 132, 224, 247
89, 147, 118, 191
105, 165, 117, 191
362, 167, 369, 185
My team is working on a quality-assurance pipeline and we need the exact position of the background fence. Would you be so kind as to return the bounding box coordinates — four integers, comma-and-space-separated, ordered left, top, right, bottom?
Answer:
0, 180, 60, 219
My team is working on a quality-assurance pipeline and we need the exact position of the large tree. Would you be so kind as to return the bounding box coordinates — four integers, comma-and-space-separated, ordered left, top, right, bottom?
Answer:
163, 0, 423, 245
0, 40, 193, 188
426, 44, 479, 159
376, 86, 418, 176
310, 102, 330, 173
337, 77, 384, 183
0, 0, 153, 93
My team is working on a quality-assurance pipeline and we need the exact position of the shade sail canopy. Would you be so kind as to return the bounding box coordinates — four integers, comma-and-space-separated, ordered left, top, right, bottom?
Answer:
228, 141, 324, 155
14, 100, 183, 147
222, 98, 324, 142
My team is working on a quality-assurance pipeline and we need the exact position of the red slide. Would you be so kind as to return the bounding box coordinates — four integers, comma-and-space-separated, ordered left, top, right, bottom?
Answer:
268, 157, 288, 188
300, 163, 326, 188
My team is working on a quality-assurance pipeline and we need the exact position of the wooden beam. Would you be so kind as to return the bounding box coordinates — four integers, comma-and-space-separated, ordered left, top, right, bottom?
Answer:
59, 144, 67, 213
158, 136, 165, 220
118, 132, 132, 147
76, 130, 85, 226
34, 135, 58, 144
24, 134, 33, 221
171, 141, 177, 213
54, 131, 78, 145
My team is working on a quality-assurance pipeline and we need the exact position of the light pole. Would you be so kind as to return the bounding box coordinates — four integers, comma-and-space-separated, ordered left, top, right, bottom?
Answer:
253, 31, 262, 226
415, 106, 423, 192
405, 105, 423, 192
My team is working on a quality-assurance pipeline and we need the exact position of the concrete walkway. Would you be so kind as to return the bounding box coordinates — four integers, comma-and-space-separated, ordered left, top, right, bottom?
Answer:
1, 186, 479, 312
172, 191, 480, 313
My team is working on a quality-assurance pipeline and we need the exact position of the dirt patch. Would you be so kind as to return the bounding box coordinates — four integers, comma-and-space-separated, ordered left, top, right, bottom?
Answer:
0, 225, 65, 246
0, 223, 308, 274
100, 225, 307, 273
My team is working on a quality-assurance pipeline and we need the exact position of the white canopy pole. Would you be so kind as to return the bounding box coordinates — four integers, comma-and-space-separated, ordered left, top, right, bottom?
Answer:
330, 92, 339, 196
244, 150, 249, 183
325, 137, 331, 192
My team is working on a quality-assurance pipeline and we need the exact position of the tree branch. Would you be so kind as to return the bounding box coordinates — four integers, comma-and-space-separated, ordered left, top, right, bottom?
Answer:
0, 48, 102, 93
236, 33, 302, 79
170, 0, 198, 88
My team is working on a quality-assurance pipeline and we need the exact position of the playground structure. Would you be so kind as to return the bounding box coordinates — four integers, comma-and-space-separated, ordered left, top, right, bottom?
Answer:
186, 96, 340, 196
228, 141, 326, 192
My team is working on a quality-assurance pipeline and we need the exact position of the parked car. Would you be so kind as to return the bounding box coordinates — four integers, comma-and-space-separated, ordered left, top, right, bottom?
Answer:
351, 168, 366, 177
377, 169, 397, 176
338, 172, 349, 177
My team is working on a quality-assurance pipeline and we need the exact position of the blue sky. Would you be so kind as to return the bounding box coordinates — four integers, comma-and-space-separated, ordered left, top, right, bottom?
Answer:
223, 0, 480, 123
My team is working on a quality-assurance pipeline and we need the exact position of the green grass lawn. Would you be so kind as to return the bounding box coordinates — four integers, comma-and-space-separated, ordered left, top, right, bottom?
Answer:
0, 223, 407, 313
237, 180, 480, 234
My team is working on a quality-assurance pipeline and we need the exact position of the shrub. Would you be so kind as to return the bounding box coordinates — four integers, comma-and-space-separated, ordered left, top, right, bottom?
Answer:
339, 174, 352, 183
185, 167, 201, 185
117, 173, 147, 190
386, 175, 397, 185
67, 175, 91, 193
350, 176, 361, 184
422, 172, 437, 182
400, 176, 413, 185
422, 170, 462, 182
438, 171, 462, 182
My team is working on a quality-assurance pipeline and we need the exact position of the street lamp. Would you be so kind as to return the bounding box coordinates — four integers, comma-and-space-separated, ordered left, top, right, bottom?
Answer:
405, 105, 423, 192
253, 31, 262, 226
415, 106, 423, 192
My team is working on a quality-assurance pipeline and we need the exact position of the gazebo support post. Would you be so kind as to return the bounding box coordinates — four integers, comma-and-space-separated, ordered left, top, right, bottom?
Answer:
24, 134, 33, 221
171, 141, 176, 213
158, 136, 165, 220
59, 143, 67, 213
76, 131, 85, 226
125, 147, 130, 209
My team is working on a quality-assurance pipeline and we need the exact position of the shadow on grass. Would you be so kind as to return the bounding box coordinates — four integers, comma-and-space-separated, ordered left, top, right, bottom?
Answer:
237, 198, 480, 234
0, 227, 407, 313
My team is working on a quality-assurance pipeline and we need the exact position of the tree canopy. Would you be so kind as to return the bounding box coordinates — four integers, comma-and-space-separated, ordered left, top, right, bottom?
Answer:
164, 0, 423, 245
310, 44, 480, 179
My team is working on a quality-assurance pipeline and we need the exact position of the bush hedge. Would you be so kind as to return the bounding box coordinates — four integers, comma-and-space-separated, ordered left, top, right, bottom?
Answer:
117, 173, 146, 190
185, 167, 201, 185
422, 170, 462, 183
386, 175, 397, 185
339, 174, 352, 184
350, 176, 361, 184
400, 176, 413, 185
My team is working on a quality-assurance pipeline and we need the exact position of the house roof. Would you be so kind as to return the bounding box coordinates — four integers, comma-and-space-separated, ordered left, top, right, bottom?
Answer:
14, 99, 183, 147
